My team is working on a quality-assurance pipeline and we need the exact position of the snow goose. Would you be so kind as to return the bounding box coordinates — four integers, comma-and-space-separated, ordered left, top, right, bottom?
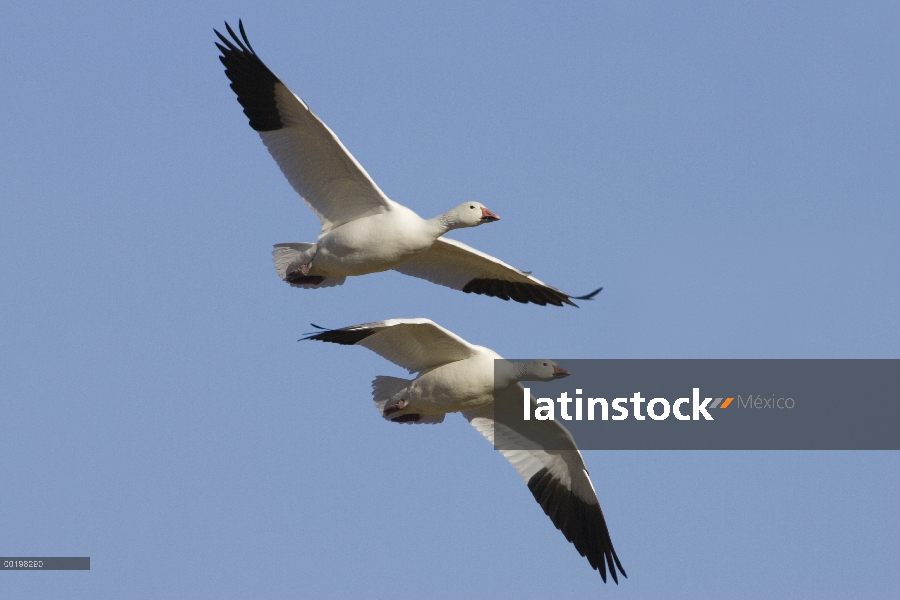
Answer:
215, 22, 601, 306
305, 318, 626, 581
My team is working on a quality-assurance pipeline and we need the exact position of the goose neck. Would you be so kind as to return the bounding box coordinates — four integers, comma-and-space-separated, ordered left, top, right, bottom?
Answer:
427, 211, 457, 235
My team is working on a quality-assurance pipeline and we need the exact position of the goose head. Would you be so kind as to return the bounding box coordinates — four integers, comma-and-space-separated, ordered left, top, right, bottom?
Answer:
494, 358, 571, 390
495, 359, 571, 387
521, 359, 571, 382
445, 202, 500, 229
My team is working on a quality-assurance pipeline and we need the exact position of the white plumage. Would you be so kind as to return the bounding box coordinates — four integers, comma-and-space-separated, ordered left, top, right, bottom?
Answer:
306, 318, 626, 581
215, 22, 600, 306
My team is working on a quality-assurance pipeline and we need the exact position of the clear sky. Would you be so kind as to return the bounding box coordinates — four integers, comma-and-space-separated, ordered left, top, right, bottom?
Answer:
2, 1, 898, 598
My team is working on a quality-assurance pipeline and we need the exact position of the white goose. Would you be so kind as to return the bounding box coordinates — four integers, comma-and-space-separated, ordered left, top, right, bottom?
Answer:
305, 318, 626, 582
215, 22, 601, 306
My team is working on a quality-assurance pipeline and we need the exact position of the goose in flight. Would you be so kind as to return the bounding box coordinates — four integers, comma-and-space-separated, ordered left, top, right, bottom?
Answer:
215, 21, 601, 306
305, 318, 627, 581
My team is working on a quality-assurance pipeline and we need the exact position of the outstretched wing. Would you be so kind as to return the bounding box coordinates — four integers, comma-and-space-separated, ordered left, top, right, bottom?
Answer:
304, 318, 482, 374
215, 21, 395, 233
463, 387, 626, 583
393, 238, 601, 307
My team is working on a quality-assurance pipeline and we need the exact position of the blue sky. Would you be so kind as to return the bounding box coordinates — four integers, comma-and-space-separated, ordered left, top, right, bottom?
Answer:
2, 1, 898, 598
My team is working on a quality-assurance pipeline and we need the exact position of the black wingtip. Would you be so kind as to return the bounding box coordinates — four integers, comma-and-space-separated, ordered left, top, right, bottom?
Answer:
614, 550, 628, 579
215, 19, 284, 132
214, 20, 255, 56
301, 326, 377, 345
462, 278, 568, 307
526, 466, 626, 582
298, 323, 333, 341
571, 287, 603, 301
238, 20, 251, 49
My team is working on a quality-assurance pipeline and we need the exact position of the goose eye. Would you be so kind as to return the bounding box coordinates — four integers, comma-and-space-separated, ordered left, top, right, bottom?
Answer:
469, 205, 475, 209
543, 362, 548, 366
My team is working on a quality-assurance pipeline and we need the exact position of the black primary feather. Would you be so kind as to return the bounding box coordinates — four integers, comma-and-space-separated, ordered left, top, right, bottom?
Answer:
301, 325, 377, 346
526, 467, 627, 583
215, 20, 284, 132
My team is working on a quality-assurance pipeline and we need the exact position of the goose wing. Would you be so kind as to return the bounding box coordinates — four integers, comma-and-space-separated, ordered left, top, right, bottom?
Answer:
304, 318, 482, 373
463, 386, 626, 583
393, 238, 601, 307
215, 21, 394, 233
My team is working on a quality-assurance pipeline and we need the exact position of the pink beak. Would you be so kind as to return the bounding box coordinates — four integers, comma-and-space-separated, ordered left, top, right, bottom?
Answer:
480, 207, 500, 222
552, 365, 571, 378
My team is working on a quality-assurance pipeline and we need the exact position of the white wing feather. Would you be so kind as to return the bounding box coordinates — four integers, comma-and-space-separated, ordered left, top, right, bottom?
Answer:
259, 83, 396, 233
313, 318, 483, 373
394, 238, 588, 306
463, 387, 599, 506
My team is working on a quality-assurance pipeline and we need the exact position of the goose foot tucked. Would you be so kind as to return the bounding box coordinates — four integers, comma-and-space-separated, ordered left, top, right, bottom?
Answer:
285, 272, 324, 285
286, 261, 312, 277
391, 413, 422, 423
382, 399, 407, 416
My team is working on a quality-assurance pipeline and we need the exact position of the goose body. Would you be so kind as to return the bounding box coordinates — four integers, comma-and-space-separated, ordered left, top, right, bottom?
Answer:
383, 349, 501, 416
306, 318, 627, 581
216, 21, 600, 306
289, 202, 489, 278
